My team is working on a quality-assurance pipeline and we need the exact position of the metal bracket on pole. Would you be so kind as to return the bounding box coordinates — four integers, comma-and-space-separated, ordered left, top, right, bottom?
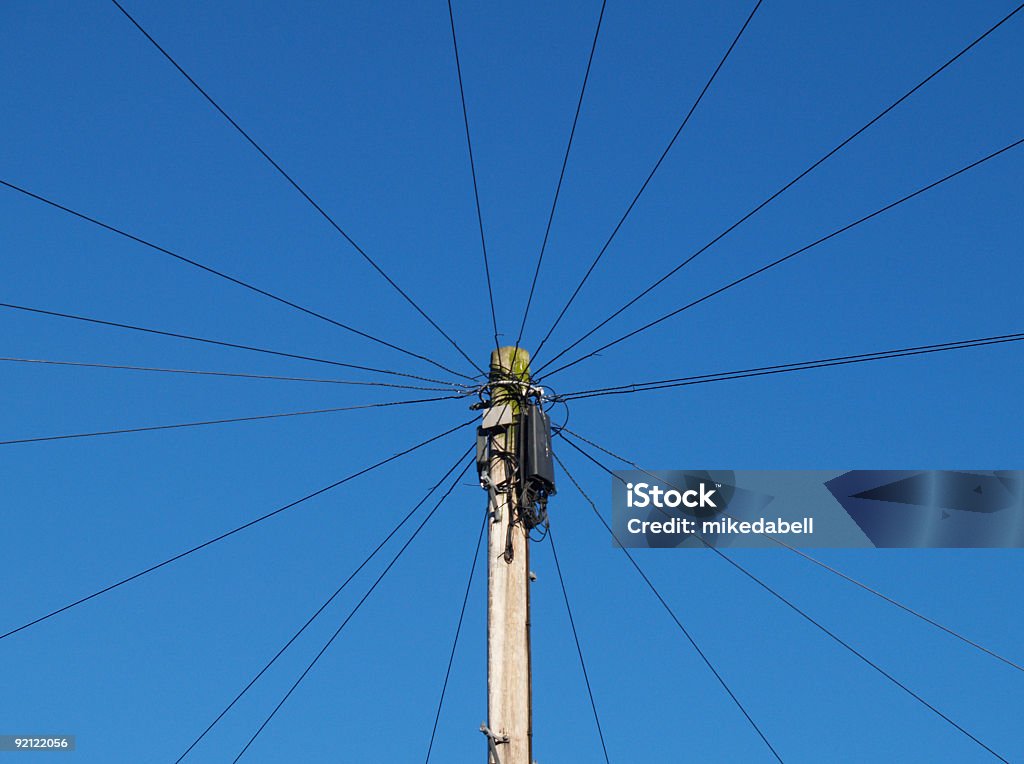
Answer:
480, 473, 502, 523
479, 723, 509, 764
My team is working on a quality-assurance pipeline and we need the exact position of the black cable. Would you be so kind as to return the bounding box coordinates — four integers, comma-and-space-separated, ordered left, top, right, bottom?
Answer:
556, 332, 1024, 401
232, 459, 474, 762
424, 505, 488, 763
0, 179, 473, 382
0, 395, 463, 447
176, 445, 474, 763
548, 525, 611, 764
515, 0, 608, 348
766, 548, 1024, 675
535, 2, 1024, 372
563, 427, 1024, 674
552, 445, 784, 763
0, 357, 458, 392
0, 302, 459, 386
446, 0, 499, 351
540, 136, 1024, 380
532, 0, 765, 361
569, 435, 1011, 763
702, 544, 1009, 763
109, 0, 484, 378
0, 417, 474, 643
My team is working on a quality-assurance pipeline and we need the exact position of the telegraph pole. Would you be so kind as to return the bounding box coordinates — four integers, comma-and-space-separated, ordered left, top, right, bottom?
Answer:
480, 346, 533, 764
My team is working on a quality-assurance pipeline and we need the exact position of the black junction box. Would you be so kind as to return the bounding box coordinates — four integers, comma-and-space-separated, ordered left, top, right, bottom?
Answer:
520, 403, 556, 495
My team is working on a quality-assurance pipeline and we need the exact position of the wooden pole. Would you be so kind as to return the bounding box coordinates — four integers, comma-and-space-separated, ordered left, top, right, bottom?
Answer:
485, 346, 532, 764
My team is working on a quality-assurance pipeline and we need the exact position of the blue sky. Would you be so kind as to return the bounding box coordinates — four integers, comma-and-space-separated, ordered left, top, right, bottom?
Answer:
1, 0, 1022, 761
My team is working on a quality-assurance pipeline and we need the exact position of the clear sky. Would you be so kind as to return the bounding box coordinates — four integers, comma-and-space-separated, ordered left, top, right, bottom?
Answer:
1, 1, 1022, 761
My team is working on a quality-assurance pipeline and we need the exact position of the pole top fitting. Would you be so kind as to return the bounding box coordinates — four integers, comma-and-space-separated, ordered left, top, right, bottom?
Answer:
488, 347, 531, 412
489, 346, 531, 383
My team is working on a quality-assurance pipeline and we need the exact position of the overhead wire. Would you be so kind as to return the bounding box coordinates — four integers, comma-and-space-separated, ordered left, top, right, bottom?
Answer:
176, 446, 474, 763
532, 0, 765, 360
109, 0, 484, 377
231, 458, 475, 762
548, 525, 611, 764
446, 0, 499, 351
515, 0, 608, 350
0, 179, 473, 382
552, 446, 785, 763
566, 433, 1011, 762
0, 394, 464, 447
699, 543, 1010, 762
0, 357, 458, 392
555, 332, 1024, 402
563, 427, 1024, 674
535, 1, 1024, 372
0, 302, 461, 387
0, 417, 474, 643
424, 504, 488, 763
540, 135, 1024, 380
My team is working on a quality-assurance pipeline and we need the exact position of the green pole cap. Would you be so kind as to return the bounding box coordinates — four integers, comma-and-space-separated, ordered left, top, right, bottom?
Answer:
490, 346, 531, 383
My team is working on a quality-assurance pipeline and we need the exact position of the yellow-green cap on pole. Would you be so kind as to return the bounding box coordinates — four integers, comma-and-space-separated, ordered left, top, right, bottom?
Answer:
489, 346, 531, 414
489, 346, 531, 381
